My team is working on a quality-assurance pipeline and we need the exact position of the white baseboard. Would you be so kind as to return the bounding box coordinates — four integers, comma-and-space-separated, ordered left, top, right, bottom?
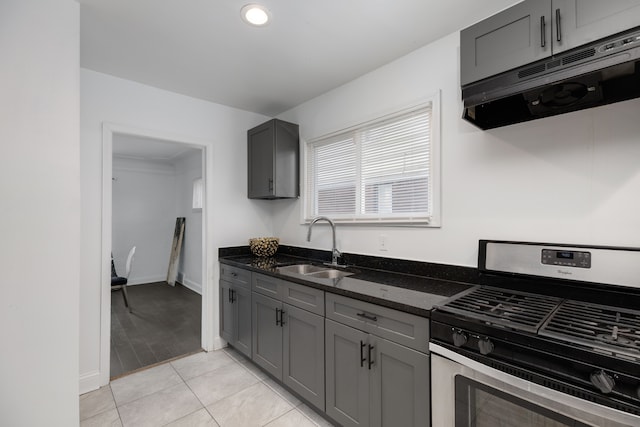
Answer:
79, 370, 101, 395
179, 277, 202, 295
212, 336, 227, 351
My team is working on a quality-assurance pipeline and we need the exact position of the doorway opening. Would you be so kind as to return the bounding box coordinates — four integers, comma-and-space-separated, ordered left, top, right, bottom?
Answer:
100, 123, 214, 383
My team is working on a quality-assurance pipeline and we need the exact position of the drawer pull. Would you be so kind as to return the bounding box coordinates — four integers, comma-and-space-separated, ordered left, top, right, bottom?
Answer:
275, 308, 285, 327
357, 312, 378, 322
360, 340, 366, 367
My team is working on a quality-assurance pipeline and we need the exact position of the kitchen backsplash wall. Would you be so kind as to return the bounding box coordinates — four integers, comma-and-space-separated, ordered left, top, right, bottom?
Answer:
277, 31, 640, 267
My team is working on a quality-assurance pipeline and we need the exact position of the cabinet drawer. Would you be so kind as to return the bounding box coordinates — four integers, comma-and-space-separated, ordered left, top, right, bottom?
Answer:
220, 264, 251, 289
282, 281, 324, 316
252, 273, 281, 299
326, 293, 429, 353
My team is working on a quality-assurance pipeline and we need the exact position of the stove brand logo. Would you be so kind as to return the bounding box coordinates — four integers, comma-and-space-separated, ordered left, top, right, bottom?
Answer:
557, 269, 573, 275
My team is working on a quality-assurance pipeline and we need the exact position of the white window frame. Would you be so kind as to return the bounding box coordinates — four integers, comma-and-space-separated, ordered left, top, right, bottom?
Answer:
302, 92, 441, 226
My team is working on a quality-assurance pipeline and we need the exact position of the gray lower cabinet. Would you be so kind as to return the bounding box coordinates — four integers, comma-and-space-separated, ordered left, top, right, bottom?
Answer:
221, 265, 430, 426
252, 291, 283, 378
326, 319, 430, 427
252, 273, 325, 411
220, 265, 252, 358
282, 304, 325, 411
326, 318, 370, 427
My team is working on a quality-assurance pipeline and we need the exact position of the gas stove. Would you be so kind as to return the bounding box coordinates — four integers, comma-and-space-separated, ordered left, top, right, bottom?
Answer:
430, 240, 640, 422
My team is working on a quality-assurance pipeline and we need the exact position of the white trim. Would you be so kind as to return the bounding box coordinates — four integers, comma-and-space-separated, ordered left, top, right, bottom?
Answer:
300, 91, 442, 227
212, 336, 227, 351
99, 122, 215, 387
179, 277, 202, 295
79, 370, 101, 395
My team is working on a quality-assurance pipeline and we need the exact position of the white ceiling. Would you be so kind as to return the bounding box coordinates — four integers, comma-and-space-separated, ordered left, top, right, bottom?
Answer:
80, 0, 519, 117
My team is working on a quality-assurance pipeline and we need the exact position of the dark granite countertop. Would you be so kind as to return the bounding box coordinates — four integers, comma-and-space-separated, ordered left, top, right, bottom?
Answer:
219, 247, 477, 317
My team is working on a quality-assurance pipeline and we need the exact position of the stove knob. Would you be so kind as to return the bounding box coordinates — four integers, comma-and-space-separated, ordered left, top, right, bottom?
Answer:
590, 370, 615, 394
478, 337, 495, 355
452, 329, 468, 347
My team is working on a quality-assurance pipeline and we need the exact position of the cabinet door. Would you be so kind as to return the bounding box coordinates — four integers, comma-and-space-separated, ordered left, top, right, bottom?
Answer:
248, 121, 275, 198
234, 285, 252, 358
553, 0, 640, 54
220, 280, 234, 343
369, 337, 430, 427
460, 0, 551, 85
252, 292, 283, 379
283, 304, 325, 411
325, 319, 370, 427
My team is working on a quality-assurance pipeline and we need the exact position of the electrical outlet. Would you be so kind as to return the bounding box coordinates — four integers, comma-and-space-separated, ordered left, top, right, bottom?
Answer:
379, 235, 388, 251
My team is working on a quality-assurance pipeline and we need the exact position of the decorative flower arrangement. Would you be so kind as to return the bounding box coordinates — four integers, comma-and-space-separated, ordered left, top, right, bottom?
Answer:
249, 237, 279, 257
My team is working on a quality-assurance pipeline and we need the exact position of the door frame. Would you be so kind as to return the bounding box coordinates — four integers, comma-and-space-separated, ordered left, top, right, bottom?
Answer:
100, 122, 217, 385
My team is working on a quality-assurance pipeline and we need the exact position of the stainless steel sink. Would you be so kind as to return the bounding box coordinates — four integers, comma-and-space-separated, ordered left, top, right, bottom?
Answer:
277, 264, 327, 275
305, 269, 353, 279
277, 264, 353, 279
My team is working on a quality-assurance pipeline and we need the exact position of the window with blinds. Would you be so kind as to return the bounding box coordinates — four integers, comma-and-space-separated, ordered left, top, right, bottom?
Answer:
305, 100, 439, 225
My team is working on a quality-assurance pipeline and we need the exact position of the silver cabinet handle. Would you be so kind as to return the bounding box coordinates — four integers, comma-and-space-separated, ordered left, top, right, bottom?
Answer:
555, 9, 561, 42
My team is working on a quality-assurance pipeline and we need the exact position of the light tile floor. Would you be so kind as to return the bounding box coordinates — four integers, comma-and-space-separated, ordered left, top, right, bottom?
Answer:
80, 347, 336, 427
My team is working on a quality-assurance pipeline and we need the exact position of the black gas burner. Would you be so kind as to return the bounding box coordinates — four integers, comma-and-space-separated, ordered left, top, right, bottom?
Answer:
540, 299, 640, 362
437, 286, 561, 333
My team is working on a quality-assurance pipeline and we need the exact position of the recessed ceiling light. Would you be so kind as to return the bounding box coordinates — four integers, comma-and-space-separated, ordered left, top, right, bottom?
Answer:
241, 4, 271, 26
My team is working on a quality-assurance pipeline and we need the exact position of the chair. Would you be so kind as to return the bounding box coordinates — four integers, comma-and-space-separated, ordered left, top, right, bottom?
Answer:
111, 246, 136, 313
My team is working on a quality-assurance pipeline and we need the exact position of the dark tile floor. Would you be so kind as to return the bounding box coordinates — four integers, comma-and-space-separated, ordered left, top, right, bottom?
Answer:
110, 282, 202, 379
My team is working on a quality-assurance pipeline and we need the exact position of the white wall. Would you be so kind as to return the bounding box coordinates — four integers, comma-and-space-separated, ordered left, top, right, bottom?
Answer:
176, 150, 204, 293
277, 31, 640, 267
80, 69, 272, 392
112, 156, 178, 285
0, 1, 80, 425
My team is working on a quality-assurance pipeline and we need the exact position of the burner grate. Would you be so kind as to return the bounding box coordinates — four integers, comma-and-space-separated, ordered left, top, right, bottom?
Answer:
437, 287, 561, 333
540, 300, 640, 362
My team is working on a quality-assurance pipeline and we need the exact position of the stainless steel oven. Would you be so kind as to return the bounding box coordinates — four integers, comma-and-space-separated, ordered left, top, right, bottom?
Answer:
430, 240, 640, 427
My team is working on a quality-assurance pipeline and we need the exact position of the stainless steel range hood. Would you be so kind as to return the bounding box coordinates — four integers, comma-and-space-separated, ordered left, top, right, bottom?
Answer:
462, 27, 640, 130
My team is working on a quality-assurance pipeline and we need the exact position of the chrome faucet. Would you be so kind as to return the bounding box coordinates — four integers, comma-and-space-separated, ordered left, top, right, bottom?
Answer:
307, 216, 343, 267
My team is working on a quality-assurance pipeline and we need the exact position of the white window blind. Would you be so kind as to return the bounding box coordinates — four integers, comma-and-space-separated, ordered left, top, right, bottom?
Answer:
305, 102, 438, 224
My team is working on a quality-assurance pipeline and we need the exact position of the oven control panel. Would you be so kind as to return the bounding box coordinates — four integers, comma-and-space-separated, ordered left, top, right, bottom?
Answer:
541, 249, 591, 269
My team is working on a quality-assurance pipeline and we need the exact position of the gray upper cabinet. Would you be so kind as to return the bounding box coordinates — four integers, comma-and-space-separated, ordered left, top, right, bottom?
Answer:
460, 0, 640, 85
460, 0, 551, 86
247, 119, 299, 199
553, 0, 640, 55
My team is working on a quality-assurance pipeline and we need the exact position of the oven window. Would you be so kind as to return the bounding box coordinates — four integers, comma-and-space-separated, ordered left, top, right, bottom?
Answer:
455, 376, 590, 427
